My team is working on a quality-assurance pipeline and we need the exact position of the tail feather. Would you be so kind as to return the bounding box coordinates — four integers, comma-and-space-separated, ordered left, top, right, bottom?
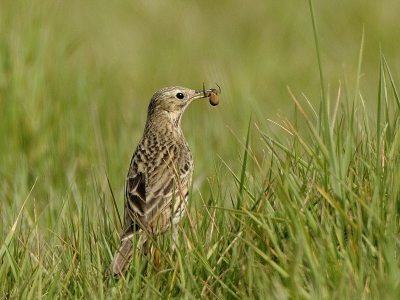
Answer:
108, 232, 149, 278
110, 238, 133, 277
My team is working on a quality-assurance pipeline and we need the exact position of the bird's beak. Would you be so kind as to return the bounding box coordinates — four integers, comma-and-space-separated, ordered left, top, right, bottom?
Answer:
192, 88, 214, 100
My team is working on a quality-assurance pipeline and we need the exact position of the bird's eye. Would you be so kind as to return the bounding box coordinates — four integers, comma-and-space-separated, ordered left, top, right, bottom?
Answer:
176, 93, 184, 99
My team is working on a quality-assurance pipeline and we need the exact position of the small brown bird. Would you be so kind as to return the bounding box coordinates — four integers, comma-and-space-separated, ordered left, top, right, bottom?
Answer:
110, 86, 218, 277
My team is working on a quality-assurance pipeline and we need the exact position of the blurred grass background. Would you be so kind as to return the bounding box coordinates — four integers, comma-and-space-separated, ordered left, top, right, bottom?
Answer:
2, 0, 399, 212
1, 0, 400, 298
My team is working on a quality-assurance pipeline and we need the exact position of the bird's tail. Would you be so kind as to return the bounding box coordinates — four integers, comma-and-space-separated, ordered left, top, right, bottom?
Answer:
108, 232, 149, 278
109, 237, 133, 277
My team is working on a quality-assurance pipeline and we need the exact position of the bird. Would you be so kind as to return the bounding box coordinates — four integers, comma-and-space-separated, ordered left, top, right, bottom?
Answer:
109, 85, 218, 277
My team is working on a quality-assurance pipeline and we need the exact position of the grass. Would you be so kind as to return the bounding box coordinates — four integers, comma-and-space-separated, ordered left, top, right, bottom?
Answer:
1, 0, 400, 299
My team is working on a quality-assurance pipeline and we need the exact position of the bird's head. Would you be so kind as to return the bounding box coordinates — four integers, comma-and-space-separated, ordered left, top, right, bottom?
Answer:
147, 86, 215, 125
